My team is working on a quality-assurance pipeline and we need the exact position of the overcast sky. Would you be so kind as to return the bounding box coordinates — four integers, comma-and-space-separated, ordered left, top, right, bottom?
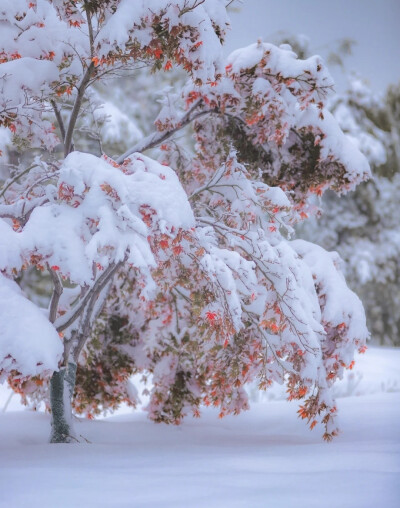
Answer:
225, 0, 400, 94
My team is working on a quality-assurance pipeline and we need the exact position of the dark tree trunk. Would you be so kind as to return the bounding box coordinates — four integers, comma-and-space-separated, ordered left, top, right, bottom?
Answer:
49, 362, 77, 443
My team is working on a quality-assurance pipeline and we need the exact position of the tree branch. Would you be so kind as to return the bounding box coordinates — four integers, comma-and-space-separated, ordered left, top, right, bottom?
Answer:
0, 164, 36, 199
179, 0, 206, 17
72, 256, 127, 362
56, 260, 122, 332
64, 62, 94, 157
72, 281, 110, 363
83, 1, 95, 59
47, 264, 63, 324
116, 101, 210, 163
50, 100, 66, 152
116, 102, 272, 166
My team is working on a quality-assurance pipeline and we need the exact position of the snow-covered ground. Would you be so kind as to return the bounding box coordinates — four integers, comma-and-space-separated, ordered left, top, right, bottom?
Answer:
0, 347, 399, 508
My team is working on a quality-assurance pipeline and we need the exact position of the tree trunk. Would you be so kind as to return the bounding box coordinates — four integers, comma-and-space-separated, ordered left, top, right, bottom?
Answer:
49, 362, 77, 443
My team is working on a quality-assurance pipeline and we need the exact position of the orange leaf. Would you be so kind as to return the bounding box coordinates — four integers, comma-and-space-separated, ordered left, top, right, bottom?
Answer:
297, 406, 309, 419
298, 386, 307, 397
172, 245, 183, 256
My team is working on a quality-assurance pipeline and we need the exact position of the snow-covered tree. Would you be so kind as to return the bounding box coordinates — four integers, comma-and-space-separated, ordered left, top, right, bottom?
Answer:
271, 35, 400, 346
1, 1, 369, 443
299, 76, 400, 346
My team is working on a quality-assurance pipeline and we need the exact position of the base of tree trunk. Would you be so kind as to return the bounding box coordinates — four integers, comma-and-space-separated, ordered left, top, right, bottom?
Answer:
49, 362, 77, 443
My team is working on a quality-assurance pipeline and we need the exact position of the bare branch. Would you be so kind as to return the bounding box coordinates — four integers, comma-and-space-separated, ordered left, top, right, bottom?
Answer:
47, 264, 63, 324
72, 281, 110, 363
63, 333, 75, 365
64, 62, 95, 157
116, 101, 210, 163
83, 1, 95, 59
72, 255, 128, 362
0, 164, 36, 199
179, 0, 205, 17
50, 100, 66, 151
56, 260, 122, 332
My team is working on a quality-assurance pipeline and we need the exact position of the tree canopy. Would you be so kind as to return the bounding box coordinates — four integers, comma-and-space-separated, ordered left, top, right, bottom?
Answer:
0, 0, 369, 442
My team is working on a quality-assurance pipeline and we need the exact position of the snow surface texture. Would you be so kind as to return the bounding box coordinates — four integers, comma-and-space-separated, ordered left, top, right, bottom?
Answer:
0, 347, 399, 507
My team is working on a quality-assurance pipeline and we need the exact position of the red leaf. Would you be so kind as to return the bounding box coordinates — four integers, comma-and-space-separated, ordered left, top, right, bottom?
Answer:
206, 311, 217, 323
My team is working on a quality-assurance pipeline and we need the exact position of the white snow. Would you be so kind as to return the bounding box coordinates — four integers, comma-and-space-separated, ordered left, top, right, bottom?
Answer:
93, 100, 143, 146
0, 151, 195, 288
0, 273, 62, 379
97, 0, 228, 82
292, 239, 368, 342
0, 347, 399, 507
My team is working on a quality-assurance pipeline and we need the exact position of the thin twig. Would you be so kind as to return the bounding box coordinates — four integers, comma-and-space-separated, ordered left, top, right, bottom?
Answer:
2, 391, 14, 413
179, 0, 205, 17
0, 164, 35, 199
